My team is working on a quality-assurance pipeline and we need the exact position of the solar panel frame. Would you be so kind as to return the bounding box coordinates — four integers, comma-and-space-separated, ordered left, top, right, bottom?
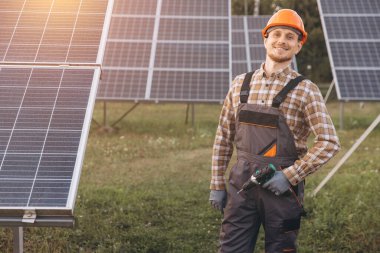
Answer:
0, 0, 114, 225
317, 0, 380, 101
98, 0, 232, 103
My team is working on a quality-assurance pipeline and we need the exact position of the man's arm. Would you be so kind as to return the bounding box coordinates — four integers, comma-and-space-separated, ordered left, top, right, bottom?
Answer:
283, 81, 341, 185
210, 81, 237, 190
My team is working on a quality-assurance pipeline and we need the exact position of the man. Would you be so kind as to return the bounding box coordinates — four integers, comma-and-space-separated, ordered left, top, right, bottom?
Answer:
209, 9, 340, 253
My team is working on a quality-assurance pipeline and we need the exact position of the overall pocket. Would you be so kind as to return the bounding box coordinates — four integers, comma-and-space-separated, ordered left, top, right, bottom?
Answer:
236, 110, 278, 156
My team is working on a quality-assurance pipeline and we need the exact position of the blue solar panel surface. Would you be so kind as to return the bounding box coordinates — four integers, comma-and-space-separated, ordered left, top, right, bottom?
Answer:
0, 67, 96, 210
98, 0, 231, 102
318, 0, 380, 100
0, 0, 109, 217
0, 0, 107, 64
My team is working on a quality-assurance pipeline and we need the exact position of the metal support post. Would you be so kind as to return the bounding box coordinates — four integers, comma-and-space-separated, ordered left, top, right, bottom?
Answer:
12, 227, 23, 253
313, 113, 380, 196
191, 103, 195, 128
324, 80, 335, 103
185, 103, 190, 125
103, 101, 107, 127
339, 102, 344, 130
111, 103, 139, 127
185, 104, 195, 128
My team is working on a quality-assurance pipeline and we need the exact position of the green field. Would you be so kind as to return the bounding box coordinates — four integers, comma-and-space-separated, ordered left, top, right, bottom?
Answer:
1, 101, 379, 252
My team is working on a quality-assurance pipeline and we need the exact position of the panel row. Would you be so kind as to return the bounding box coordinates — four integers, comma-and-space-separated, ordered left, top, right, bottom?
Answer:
0, 0, 107, 63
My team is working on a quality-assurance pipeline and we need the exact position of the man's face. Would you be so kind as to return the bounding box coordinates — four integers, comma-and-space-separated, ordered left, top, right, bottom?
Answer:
264, 28, 302, 63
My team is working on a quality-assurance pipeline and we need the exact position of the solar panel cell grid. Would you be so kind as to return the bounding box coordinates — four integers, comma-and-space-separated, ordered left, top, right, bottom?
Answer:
15, 109, 54, 129
250, 46, 266, 60
0, 0, 108, 219
249, 33, 265, 45
0, 1, 24, 11
108, 17, 155, 40
113, 0, 157, 15
336, 70, 380, 99
103, 42, 152, 67
99, 0, 231, 102
0, 67, 95, 209
50, 109, 86, 130
79, 0, 108, 13
155, 43, 229, 69
232, 16, 244, 30
67, 46, 100, 63
68, 30, 103, 48
232, 31, 245, 45
330, 42, 380, 67
99, 70, 148, 99
0, 155, 40, 178
320, 0, 380, 14
37, 155, 76, 177
0, 0, 106, 63
161, 0, 228, 16
232, 63, 248, 77
0, 87, 25, 107
158, 18, 229, 41
150, 71, 230, 101
247, 16, 270, 30
319, 0, 380, 100
250, 62, 262, 71
0, 109, 18, 129
232, 46, 247, 61
45, 13, 77, 29
18, 12, 50, 28
325, 17, 380, 40
0, 180, 34, 206
61, 69, 94, 87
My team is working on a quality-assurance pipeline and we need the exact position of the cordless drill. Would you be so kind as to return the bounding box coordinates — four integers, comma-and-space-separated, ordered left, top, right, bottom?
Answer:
237, 163, 276, 194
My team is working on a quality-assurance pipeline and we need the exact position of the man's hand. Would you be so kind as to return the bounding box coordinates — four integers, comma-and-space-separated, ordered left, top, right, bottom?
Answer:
262, 170, 290, 196
209, 190, 227, 213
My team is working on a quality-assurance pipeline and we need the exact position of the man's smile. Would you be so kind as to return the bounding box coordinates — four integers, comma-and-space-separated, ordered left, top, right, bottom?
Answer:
273, 46, 289, 51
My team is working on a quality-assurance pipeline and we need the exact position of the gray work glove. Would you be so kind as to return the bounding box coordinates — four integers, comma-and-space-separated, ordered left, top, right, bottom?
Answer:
262, 170, 290, 196
209, 190, 227, 213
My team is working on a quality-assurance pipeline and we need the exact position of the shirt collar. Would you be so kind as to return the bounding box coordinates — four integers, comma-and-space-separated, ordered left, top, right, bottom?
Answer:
257, 63, 292, 79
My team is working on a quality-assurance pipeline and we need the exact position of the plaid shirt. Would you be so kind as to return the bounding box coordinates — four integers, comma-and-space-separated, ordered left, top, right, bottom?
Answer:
210, 64, 340, 190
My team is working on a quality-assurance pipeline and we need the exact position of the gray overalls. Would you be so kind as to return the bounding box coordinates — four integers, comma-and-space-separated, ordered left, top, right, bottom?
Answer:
219, 72, 306, 253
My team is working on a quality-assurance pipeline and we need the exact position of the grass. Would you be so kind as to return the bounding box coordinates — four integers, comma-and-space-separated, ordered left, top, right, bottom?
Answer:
0, 101, 379, 252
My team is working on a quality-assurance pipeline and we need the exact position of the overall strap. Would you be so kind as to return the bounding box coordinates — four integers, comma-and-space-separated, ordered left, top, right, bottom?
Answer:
272, 75, 306, 108
240, 71, 255, 103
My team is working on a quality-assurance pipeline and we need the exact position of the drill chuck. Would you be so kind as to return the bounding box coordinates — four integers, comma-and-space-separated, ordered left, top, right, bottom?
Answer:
237, 163, 276, 194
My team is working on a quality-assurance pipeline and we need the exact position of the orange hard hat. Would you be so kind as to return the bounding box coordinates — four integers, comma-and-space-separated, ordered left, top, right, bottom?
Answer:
262, 9, 308, 44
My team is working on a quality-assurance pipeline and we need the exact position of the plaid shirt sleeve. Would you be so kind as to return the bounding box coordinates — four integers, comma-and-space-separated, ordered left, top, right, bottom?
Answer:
209, 80, 237, 190
283, 81, 341, 185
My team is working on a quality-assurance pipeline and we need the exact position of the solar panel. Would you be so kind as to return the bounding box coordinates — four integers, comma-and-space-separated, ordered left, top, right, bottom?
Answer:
0, 66, 99, 218
231, 16, 298, 78
0, 0, 108, 64
318, 0, 380, 100
98, 0, 231, 102
0, 0, 111, 226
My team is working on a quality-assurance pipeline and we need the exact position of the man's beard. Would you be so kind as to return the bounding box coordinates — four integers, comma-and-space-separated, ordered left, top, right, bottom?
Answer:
267, 51, 292, 63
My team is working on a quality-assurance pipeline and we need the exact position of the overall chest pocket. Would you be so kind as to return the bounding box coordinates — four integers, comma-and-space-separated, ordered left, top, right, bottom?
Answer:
236, 110, 278, 157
